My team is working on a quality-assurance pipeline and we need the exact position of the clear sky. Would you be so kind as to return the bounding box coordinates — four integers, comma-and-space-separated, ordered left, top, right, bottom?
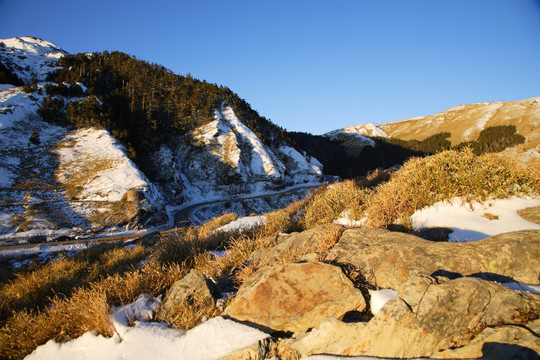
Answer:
1, 0, 539, 134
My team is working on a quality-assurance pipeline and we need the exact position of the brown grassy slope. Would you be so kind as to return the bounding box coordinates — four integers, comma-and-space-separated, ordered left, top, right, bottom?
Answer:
381, 97, 539, 158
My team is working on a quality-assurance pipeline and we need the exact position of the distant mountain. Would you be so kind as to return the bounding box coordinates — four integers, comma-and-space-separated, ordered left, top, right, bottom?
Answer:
386, 98, 539, 161
0, 37, 322, 235
336, 98, 539, 162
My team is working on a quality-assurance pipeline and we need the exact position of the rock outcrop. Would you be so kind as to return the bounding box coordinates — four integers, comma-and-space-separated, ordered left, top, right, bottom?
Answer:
221, 227, 540, 359
325, 228, 540, 291
342, 276, 540, 358
223, 262, 366, 333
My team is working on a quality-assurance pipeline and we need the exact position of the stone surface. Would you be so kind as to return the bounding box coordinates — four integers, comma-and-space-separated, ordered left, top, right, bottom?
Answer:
325, 228, 540, 291
342, 277, 540, 358
279, 317, 366, 358
156, 270, 218, 322
433, 318, 540, 359
518, 206, 540, 225
223, 262, 366, 333
248, 224, 342, 265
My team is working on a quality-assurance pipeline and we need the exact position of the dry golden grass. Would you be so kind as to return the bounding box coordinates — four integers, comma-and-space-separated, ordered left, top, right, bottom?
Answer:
197, 213, 238, 239
365, 149, 540, 228
4, 148, 537, 359
160, 296, 220, 331
196, 232, 278, 285
303, 180, 370, 229
0, 242, 152, 360
0, 259, 186, 360
259, 197, 308, 236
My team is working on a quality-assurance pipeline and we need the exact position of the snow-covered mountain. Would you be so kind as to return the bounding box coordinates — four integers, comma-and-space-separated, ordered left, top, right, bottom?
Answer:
0, 36, 67, 83
152, 106, 322, 204
0, 37, 323, 236
324, 124, 380, 156
327, 123, 388, 139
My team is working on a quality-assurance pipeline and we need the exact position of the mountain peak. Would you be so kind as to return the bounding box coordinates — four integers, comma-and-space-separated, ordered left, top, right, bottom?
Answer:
0, 36, 68, 83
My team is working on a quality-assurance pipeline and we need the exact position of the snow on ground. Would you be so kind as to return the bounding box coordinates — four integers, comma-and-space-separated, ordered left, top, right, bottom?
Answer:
55, 128, 161, 203
221, 106, 284, 178
26, 297, 269, 360
0, 36, 67, 83
279, 145, 323, 179
342, 123, 387, 138
411, 197, 540, 242
0, 242, 91, 268
462, 102, 503, 139
325, 129, 376, 147
368, 289, 398, 315
213, 215, 266, 234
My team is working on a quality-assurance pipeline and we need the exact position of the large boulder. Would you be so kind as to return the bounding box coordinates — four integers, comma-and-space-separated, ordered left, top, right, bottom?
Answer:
341, 277, 540, 358
156, 270, 218, 324
326, 228, 540, 291
223, 262, 366, 333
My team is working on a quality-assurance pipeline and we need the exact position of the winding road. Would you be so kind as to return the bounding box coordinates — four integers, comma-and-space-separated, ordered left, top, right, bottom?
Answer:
173, 182, 326, 226
1, 182, 328, 250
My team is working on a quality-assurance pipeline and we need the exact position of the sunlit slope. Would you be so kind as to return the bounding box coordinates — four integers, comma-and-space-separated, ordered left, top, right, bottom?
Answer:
382, 97, 539, 158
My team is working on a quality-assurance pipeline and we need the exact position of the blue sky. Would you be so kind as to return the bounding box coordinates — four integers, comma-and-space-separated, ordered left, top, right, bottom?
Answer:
1, 0, 539, 134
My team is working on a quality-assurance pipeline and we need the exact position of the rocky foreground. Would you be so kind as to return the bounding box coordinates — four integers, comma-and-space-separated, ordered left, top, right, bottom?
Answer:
160, 227, 540, 359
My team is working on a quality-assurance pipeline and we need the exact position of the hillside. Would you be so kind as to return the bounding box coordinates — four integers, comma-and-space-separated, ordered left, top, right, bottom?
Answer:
343, 97, 539, 161
0, 37, 323, 237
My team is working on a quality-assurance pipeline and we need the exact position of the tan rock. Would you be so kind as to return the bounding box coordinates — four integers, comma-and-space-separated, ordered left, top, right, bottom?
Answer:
326, 228, 540, 291
433, 318, 540, 359
223, 262, 366, 333
156, 270, 217, 323
343, 277, 540, 358
518, 206, 540, 225
279, 317, 366, 358
248, 224, 342, 265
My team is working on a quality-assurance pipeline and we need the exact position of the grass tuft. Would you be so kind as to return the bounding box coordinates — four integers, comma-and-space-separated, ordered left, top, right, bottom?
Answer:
365, 149, 539, 228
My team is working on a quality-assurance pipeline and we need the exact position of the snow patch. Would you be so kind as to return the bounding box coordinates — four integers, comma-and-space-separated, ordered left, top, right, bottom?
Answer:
368, 288, 398, 315
279, 145, 323, 178
411, 197, 540, 241
463, 102, 503, 138
222, 106, 283, 178
26, 315, 269, 360
54, 128, 160, 203
342, 123, 387, 138
333, 210, 365, 227
0, 36, 67, 83
213, 215, 266, 234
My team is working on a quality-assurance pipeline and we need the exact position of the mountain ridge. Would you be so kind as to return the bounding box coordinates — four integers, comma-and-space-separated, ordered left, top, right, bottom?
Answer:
333, 97, 539, 162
